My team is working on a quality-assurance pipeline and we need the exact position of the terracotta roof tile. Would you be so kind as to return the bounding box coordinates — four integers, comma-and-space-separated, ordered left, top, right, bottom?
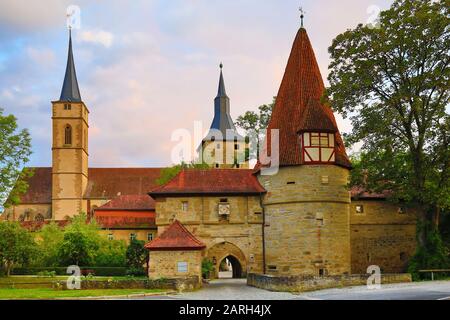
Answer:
85, 168, 163, 199
257, 28, 351, 170
20, 220, 69, 231
145, 220, 205, 251
19, 168, 52, 204
149, 169, 266, 197
15, 167, 164, 205
350, 186, 391, 199
96, 195, 156, 210
94, 211, 156, 229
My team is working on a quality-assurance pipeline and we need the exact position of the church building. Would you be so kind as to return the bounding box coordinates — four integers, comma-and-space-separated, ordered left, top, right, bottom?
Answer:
1, 21, 418, 284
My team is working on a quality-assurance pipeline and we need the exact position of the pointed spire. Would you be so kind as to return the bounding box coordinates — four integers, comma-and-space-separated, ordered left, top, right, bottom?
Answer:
259, 27, 351, 168
59, 29, 82, 102
217, 63, 227, 97
203, 64, 243, 142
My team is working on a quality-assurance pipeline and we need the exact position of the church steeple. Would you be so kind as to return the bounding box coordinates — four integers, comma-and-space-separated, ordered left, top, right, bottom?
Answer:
208, 63, 240, 140
200, 64, 248, 169
60, 30, 82, 102
217, 63, 227, 97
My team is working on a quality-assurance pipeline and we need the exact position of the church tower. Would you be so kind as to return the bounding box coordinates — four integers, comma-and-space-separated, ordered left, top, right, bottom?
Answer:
257, 24, 352, 276
51, 31, 89, 220
200, 64, 248, 169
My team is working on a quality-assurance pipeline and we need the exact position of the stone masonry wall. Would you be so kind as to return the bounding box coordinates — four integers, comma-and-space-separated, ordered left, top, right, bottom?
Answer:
247, 272, 412, 293
155, 195, 264, 277
258, 165, 351, 276
148, 250, 203, 283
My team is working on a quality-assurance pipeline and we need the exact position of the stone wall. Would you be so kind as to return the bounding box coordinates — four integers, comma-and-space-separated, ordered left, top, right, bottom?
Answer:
148, 250, 203, 283
350, 200, 417, 274
60, 277, 201, 291
247, 272, 412, 293
258, 165, 351, 276
155, 195, 264, 277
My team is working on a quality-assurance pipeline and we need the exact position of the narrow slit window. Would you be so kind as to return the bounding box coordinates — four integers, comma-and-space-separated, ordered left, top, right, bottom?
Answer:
64, 125, 72, 145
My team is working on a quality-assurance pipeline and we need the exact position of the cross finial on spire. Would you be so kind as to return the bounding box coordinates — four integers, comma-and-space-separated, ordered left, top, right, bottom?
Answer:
299, 7, 306, 28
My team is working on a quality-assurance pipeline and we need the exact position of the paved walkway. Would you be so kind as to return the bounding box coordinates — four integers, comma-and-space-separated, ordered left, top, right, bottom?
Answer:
116, 279, 450, 300
175, 279, 298, 300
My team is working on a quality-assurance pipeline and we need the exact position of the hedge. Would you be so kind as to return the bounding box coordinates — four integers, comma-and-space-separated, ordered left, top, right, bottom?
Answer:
7, 267, 128, 277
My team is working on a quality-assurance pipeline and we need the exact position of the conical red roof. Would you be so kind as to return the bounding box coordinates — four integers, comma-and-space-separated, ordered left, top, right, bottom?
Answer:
258, 28, 351, 169
145, 220, 206, 251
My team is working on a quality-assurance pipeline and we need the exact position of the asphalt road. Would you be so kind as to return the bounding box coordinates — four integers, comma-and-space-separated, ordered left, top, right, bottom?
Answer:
114, 279, 450, 301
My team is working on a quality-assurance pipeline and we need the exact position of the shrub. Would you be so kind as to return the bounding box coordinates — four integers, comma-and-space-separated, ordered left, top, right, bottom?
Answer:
126, 267, 146, 277
202, 259, 214, 279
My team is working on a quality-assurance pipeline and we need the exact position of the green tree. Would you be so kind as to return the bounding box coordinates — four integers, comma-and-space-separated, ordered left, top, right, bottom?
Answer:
126, 239, 147, 271
35, 222, 65, 267
0, 222, 36, 276
0, 108, 33, 209
156, 161, 210, 186
326, 0, 449, 271
95, 239, 127, 267
56, 213, 101, 266
235, 97, 275, 158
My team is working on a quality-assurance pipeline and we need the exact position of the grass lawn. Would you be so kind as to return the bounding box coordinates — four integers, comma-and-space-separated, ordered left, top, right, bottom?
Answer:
0, 275, 148, 284
0, 288, 166, 299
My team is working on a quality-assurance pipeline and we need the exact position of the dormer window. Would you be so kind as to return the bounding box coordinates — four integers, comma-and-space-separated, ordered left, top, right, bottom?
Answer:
302, 132, 335, 163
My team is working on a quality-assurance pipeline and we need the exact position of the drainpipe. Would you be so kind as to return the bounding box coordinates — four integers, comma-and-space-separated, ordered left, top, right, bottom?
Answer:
259, 193, 266, 275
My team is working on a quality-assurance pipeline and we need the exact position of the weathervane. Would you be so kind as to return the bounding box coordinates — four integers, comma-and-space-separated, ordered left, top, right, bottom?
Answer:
299, 7, 306, 28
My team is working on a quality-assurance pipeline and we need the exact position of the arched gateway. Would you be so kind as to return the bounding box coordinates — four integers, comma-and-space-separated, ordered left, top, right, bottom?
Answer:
206, 242, 247, 279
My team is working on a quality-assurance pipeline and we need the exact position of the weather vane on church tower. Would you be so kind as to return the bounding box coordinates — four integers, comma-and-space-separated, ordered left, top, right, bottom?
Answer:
299, 6, 306, 28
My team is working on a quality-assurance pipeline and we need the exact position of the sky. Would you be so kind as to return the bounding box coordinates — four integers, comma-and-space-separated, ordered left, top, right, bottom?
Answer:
0, 0, 393, 168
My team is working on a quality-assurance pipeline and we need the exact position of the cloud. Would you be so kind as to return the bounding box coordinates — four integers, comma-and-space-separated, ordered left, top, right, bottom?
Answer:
0, 0, 395, 168
27, 47, 56, 67
77, 30, 114, 48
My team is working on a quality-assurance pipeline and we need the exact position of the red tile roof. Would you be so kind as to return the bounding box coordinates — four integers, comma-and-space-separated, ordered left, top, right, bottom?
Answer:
19, 167, 52, 204
14, 167, 163, 205
85, 168, 163, 199
257, 28, 351, 170
145, 220, 206, 251
94, 211, 156, 229
350, 186, 391, 200
96, 195, 156, 210
149, 169, 266, 197
20, 220, 70, 231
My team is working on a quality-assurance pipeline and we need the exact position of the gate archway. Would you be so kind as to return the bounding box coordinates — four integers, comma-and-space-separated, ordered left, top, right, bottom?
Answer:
206, 242, 247, 279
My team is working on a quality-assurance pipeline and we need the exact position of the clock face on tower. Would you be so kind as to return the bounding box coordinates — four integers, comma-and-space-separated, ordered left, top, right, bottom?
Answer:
218, 203, 230, 216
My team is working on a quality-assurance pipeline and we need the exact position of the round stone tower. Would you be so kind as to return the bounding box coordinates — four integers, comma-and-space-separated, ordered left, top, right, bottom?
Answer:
257, 26, 352, 276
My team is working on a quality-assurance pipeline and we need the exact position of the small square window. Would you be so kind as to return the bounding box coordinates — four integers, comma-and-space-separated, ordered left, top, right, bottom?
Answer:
355, 205, 364, 214
147, 233, 153, 241
108, 233, 114, 241
177, 262, 188, 273
215, 163, 220, 168
181, 201, 189, 212
130, 233, 137, 241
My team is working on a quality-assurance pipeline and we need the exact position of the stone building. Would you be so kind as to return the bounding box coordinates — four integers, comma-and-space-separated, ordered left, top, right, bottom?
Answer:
199, 64, 248, 169
1, 24, 418, 281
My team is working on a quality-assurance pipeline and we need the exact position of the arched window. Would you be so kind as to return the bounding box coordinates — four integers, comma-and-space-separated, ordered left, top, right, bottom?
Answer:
64, 125, 72, 145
